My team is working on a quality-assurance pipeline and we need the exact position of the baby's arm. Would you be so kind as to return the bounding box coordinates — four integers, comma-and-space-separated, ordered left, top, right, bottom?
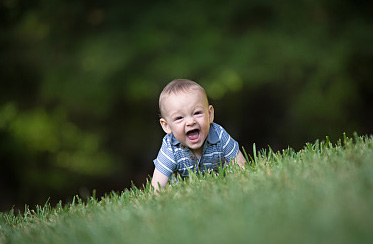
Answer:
216, 123, 246, 169
236, 150, 247, 169
151, 168, 169, 193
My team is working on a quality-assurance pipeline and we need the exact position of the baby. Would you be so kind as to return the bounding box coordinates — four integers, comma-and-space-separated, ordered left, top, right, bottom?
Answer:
151, 79, 246, 192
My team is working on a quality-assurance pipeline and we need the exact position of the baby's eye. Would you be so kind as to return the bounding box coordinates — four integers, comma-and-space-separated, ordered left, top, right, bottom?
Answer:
174, 116, 183, 121
194, 111, 202, 115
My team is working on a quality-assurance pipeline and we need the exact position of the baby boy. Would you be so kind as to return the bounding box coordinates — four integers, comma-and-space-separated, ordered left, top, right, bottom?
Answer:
151, 79, 246, 192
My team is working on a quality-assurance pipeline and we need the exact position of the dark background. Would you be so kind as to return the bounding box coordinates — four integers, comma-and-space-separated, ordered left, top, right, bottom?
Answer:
1, 0, 372, 212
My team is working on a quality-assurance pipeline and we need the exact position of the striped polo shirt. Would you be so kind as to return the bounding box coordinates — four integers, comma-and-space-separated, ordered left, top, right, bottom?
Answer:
153, 122, 239, 178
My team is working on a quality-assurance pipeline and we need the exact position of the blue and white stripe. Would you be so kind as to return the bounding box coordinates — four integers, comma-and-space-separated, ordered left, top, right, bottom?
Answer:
153, 122, 239, 178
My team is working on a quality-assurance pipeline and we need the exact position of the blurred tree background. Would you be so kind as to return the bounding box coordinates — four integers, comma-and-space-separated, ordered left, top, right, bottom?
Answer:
0, 0, 372, 211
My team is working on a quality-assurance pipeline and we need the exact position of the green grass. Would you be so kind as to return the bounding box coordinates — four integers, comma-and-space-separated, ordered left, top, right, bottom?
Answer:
1, 134, 373, 244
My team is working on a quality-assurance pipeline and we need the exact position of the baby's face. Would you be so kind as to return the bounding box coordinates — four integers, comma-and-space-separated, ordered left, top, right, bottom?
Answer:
160, 89, 214, 155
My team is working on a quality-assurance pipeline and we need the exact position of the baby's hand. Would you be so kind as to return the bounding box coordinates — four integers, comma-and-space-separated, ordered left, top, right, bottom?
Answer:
151, 168, 169, 194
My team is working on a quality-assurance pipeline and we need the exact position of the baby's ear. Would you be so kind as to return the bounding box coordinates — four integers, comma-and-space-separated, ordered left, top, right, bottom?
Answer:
160, 118, 172, 134
208, 105, 214, 123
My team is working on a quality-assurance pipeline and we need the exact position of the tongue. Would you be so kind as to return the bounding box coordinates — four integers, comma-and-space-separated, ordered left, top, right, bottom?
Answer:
187, 130, 199, 141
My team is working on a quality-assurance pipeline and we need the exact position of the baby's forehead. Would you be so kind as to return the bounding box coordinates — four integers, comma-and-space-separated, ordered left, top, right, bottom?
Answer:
159, 88, 209, 116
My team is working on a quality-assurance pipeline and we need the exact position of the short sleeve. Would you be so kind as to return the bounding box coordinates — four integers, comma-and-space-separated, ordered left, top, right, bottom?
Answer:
153, 135, 177, 178
217, 124, 239, 162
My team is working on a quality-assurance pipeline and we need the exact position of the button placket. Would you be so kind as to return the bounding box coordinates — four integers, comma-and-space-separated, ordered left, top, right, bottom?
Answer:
198, 142, 209, 172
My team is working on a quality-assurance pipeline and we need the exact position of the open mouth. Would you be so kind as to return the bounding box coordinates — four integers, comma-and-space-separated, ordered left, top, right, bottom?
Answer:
186, 129, 200, 142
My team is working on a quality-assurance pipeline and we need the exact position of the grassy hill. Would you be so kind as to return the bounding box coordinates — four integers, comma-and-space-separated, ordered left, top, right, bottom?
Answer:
1, 134, 373, 244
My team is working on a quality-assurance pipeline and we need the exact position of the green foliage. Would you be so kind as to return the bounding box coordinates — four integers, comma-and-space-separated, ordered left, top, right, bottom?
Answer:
1, 134, 372, 243
0, 103, 117, 176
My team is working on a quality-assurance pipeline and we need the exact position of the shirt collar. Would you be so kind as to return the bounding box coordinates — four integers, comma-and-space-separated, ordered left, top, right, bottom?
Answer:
170, 124, 220, 146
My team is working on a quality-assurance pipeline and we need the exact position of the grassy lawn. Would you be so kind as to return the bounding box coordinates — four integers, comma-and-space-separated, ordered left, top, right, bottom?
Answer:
1, 134, 373, 244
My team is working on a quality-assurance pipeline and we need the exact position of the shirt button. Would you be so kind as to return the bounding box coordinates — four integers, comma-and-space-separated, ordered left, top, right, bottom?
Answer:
190, 155, 195, 160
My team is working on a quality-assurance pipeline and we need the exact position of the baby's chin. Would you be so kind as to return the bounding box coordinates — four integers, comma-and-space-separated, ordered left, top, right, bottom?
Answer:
185, 137, 206, 150
187, 143, 203, 150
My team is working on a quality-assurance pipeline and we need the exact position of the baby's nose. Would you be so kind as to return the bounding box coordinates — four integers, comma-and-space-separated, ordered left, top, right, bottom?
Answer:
186, 116, 196, 125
